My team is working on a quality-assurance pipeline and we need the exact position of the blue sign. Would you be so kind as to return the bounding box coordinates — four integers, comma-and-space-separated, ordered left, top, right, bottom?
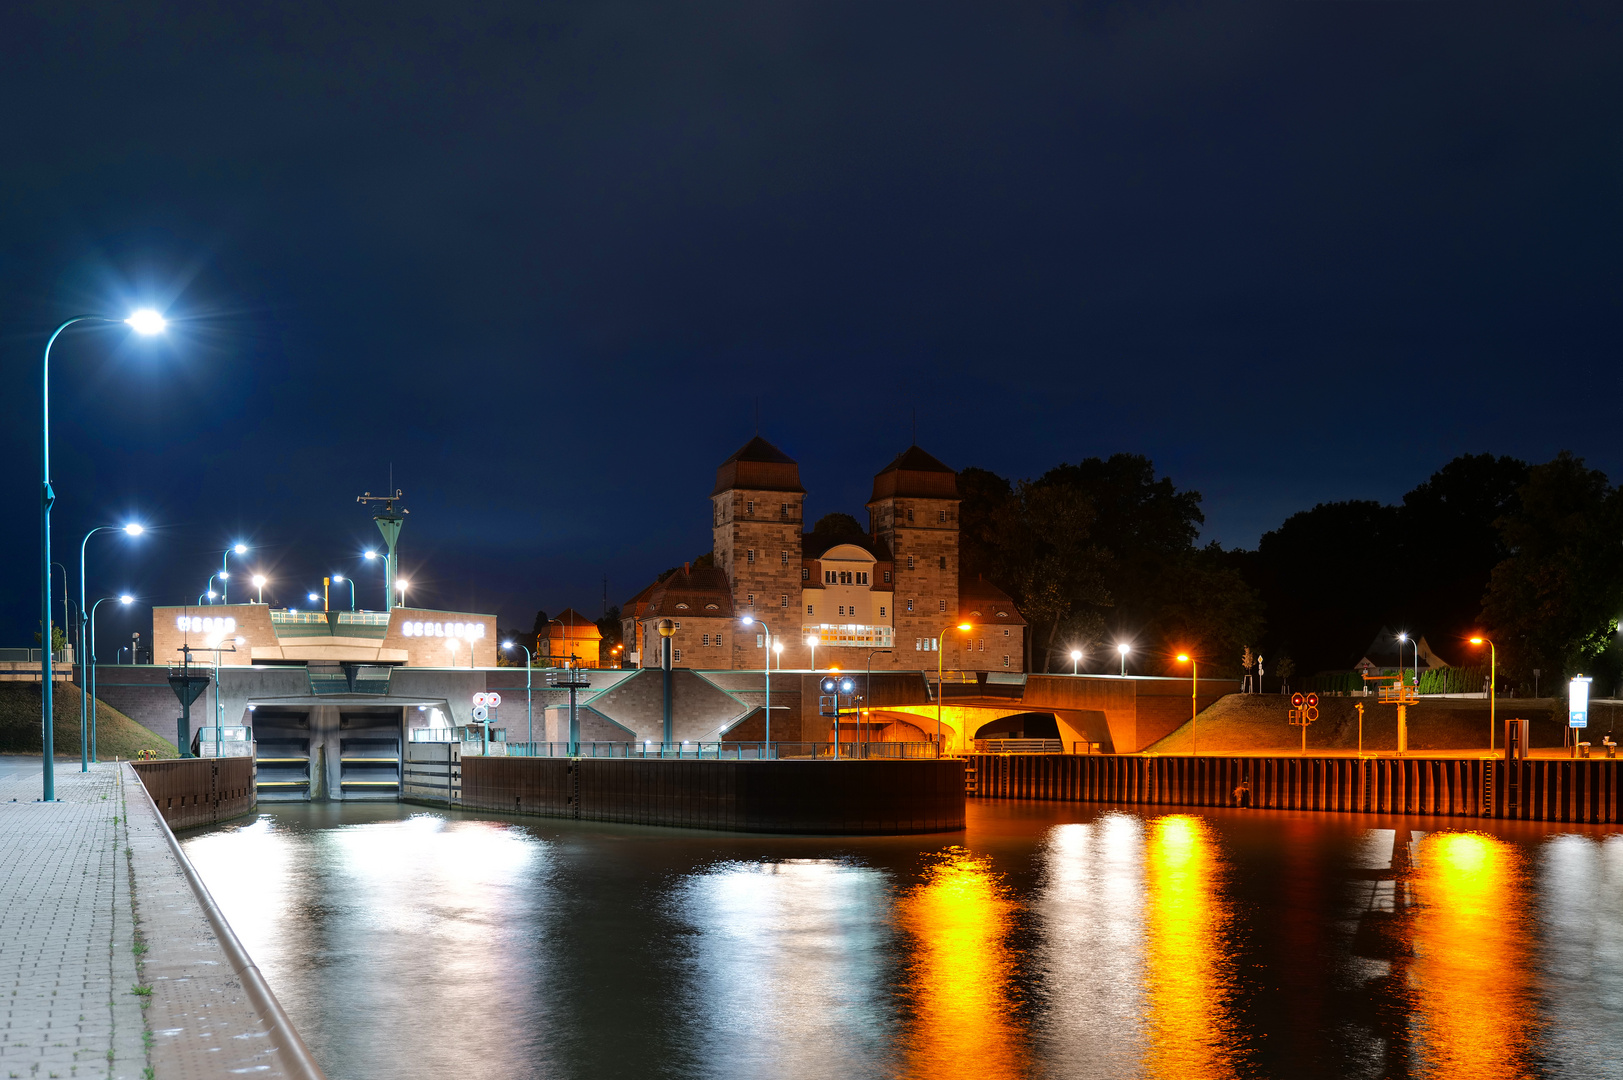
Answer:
1570, 676, 1592, 729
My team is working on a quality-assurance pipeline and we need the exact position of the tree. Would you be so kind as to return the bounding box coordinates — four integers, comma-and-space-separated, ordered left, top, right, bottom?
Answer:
1481, 452, 1623, 687
810, 512, 865, 539
597, 604, 623, 660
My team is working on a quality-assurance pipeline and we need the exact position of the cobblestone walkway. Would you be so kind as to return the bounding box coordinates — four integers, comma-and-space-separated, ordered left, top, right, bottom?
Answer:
0, 762, 148, 1080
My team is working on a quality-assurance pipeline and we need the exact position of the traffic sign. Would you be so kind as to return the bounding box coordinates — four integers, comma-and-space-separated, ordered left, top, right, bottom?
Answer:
472, 705, 489, 722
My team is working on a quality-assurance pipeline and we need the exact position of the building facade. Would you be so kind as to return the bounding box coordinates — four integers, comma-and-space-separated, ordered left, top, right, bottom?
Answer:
626, 438, 1025, 673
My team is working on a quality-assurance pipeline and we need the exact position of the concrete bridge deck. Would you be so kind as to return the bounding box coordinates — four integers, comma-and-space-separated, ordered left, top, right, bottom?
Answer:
0, 759, 322, 1079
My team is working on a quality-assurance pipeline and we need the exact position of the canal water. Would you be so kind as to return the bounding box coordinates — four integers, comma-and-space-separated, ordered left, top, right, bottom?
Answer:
180, 801, 1623, 1080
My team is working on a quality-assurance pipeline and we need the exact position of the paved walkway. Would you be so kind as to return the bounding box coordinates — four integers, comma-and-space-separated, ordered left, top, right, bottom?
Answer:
0, 762, 147, 1079
1, 761, 315, 1080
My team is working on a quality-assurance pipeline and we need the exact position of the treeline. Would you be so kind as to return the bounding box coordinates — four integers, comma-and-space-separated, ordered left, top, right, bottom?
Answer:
961, 450, 1623, 691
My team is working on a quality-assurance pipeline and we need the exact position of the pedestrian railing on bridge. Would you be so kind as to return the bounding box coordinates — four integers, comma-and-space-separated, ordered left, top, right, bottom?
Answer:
501, 740, 940, 760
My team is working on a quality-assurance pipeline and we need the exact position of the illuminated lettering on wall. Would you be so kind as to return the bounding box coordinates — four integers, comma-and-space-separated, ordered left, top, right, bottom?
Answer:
176, 616, 237, 634
401, 620, 487, 640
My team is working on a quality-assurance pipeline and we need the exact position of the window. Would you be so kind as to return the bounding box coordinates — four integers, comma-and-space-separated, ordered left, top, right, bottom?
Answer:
807, 604, 814, 615
1004, 628, 1010, 636
747, 593, 754, 607
747, 549, 755, 565
939, 600, 947, 612
702, 633, 710, 646
1003, 655, 1010, 667
907, 598, 914, 612
746, 500, 754, 515
938, 510, 946, 523
802, 567, 810, 580
879, 606, 887, 617
838, 605, 845, 616
915, 638, 922, 651
781, 594, 788, 607
907, 556, 915, 570
907, 508, 914, 522
978, 639, 984, 651
781, 551, 788, 565
675, 649, 682, 662
781, 502, 789, 517
756, 634, 764, 648
674, 620, 682, 628
939, 556, 946, 570
858, 571, 868, 584
884, 571, 892, 583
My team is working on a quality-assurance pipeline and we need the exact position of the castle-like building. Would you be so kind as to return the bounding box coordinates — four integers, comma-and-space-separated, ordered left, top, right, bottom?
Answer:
623, 438, 1026, 674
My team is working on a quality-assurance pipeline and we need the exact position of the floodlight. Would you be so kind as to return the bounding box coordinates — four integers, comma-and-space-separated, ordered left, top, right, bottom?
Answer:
125, 309, 166, 335
123, 523, 143, 536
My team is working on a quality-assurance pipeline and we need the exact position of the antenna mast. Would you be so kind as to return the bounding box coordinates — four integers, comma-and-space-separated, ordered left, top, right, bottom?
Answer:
357, 488, 409, 611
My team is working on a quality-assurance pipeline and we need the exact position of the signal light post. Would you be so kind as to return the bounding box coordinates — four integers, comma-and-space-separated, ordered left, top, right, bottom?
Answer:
1289, 692, 1319, 756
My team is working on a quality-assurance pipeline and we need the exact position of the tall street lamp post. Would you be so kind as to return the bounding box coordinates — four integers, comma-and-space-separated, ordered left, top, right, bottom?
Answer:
332, 574, 355, 611
87, 595, 133, 764
252, 574, 267, 604
218, 544, 248, 603
740, 617, 772, 750
39, 310, 166, 801
78, 522, 142, 770
865, 648, 890, 752
1470, 635, 1497, 750
1175, 653, 1199, 755
1117, 643, 1130, 676
503, 641, 533, 751
936, 623, 973, 754
1070, 648, 1083, 675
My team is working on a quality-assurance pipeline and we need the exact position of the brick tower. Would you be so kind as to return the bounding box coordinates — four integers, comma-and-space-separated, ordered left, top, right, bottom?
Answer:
867, 447, 961, 664
711, 436, 806, 668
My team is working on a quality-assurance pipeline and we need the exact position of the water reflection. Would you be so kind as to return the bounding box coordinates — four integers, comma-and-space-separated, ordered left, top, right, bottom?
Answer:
1141, 814, 1240, 1080
676, 859, 894, 1080
1408, 831, 1537, 1079
895, 849, 1028, 1080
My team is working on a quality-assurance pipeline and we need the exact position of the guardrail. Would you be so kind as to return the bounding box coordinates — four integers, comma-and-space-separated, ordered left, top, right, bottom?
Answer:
502, 740, 940, 759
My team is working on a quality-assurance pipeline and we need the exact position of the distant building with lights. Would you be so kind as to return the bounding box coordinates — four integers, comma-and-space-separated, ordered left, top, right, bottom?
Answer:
541, 608, 603, 667
623, 438, 1026, 674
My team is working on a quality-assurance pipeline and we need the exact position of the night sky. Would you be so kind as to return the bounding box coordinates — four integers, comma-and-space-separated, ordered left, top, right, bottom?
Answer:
3, 2, 1621, 648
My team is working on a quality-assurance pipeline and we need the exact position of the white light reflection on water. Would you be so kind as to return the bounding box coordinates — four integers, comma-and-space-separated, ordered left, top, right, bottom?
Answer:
674, 858, 895, 1080
1032, 814, 1149, 1079
1534, 832, 1623, 1076
184, 812, 549, 1080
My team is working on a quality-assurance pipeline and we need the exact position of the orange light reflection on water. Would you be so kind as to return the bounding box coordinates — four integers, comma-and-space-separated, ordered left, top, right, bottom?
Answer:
1409, 831, 1536, 1079
1141, 814, 1239, 1080
895, 850, 1028, 1080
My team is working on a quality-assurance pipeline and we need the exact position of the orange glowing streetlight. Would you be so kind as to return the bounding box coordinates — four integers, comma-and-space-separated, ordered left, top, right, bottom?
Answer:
1175, 653, 1199, 755
1469, 635, 1496, 750
938, 623, 974, 754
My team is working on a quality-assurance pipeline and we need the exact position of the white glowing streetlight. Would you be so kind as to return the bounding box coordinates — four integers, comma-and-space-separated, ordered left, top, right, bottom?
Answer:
251, 574, 267, 604
806, 634, 818, 673
395, 578, 409, 606
125, 309, 167, 335
1070, 648, 1083, 675
1117, 642, 1130, 677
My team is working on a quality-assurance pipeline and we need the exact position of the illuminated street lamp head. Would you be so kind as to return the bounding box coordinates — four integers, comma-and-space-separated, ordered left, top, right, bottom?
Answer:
364, 550, 378, 560
740, 615, 754, 625
773, 641, 783, 653
395, 579, 408, 591
1397, 632, 1408, 642
124, 309, 166, 335
957, 623, 972, 631
1176, 654, 1190, 663
119, 595, 133, 605
206, 590, 216, 600
1070, 649, 1082, 662
218, 571, 229, 580
1469, 636, 1484, 645
805, 636, 816, 647
251, 575, 267, 588
233, 543, 248, 555
1118, 643, 1131, 655
501, 640, 514, 649
332, 574, 344, 583
307, 593, 320, 604
122, 523, 143, 536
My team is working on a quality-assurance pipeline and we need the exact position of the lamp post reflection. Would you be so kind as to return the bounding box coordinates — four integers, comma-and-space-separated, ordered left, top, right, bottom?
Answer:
896, 850, 1028, 1080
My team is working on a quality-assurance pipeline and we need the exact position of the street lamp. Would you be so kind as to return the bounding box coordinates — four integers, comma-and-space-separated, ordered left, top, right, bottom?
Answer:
38, 310, 166, 801
252, 574, 267, 604
364, 550, 386, 608
332, 574, 355, 611
78, 521, 144, 771
805, 634, 818, 674
502, 641, 533, 752
395, 578, 410, 607
1070, 648, 1083, 675
1117, 642, 1131, 676
307, 592, 320, 607
1469, 635, 1497, 750
937, 623, 973, 754
740, 616, 773, 748
220, 543, 248, 603
86, 594, 134, 766
1175, 653, 1199, 755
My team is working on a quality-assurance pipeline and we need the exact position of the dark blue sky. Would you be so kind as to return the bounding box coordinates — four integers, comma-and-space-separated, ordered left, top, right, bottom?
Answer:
3, 1, 1621, 647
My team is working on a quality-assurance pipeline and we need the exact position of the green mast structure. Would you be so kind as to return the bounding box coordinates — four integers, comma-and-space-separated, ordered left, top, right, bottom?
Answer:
357, 488, 408, 611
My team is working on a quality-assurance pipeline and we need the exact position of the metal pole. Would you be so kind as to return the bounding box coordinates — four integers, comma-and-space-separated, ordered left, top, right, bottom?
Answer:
662, 634, 673, 747
1191, 658, 1198, 756
936, 628, 946, 755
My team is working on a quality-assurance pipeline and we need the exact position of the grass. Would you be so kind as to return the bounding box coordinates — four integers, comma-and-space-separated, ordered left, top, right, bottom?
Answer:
1145, 692, 1594, 754
0, 683, 175, 758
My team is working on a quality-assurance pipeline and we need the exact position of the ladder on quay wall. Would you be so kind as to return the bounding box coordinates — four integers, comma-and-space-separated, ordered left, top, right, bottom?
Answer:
962, 757, 978, 794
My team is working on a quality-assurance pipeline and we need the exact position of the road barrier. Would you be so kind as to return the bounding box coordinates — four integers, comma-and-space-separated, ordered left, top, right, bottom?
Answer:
966, 753, 1623, 824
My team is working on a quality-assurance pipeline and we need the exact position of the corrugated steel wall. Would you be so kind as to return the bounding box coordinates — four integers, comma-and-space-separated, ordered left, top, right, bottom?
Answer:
132, 758, 257, 829
454, 757, 966, 834
967, 753, 1623, 823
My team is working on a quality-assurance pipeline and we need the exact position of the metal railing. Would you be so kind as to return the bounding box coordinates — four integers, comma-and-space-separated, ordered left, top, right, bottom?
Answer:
502, 740, 941, 760
974, 738, 1064, 754
0, 647, 69, 663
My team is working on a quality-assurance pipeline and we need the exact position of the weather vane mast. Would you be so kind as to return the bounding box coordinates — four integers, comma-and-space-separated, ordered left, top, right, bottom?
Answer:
357, 487, 409, 611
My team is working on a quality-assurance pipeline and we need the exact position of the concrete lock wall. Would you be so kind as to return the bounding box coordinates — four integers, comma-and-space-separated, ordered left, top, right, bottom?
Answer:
132, 758, 258, 829
453, 756, 966, 834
